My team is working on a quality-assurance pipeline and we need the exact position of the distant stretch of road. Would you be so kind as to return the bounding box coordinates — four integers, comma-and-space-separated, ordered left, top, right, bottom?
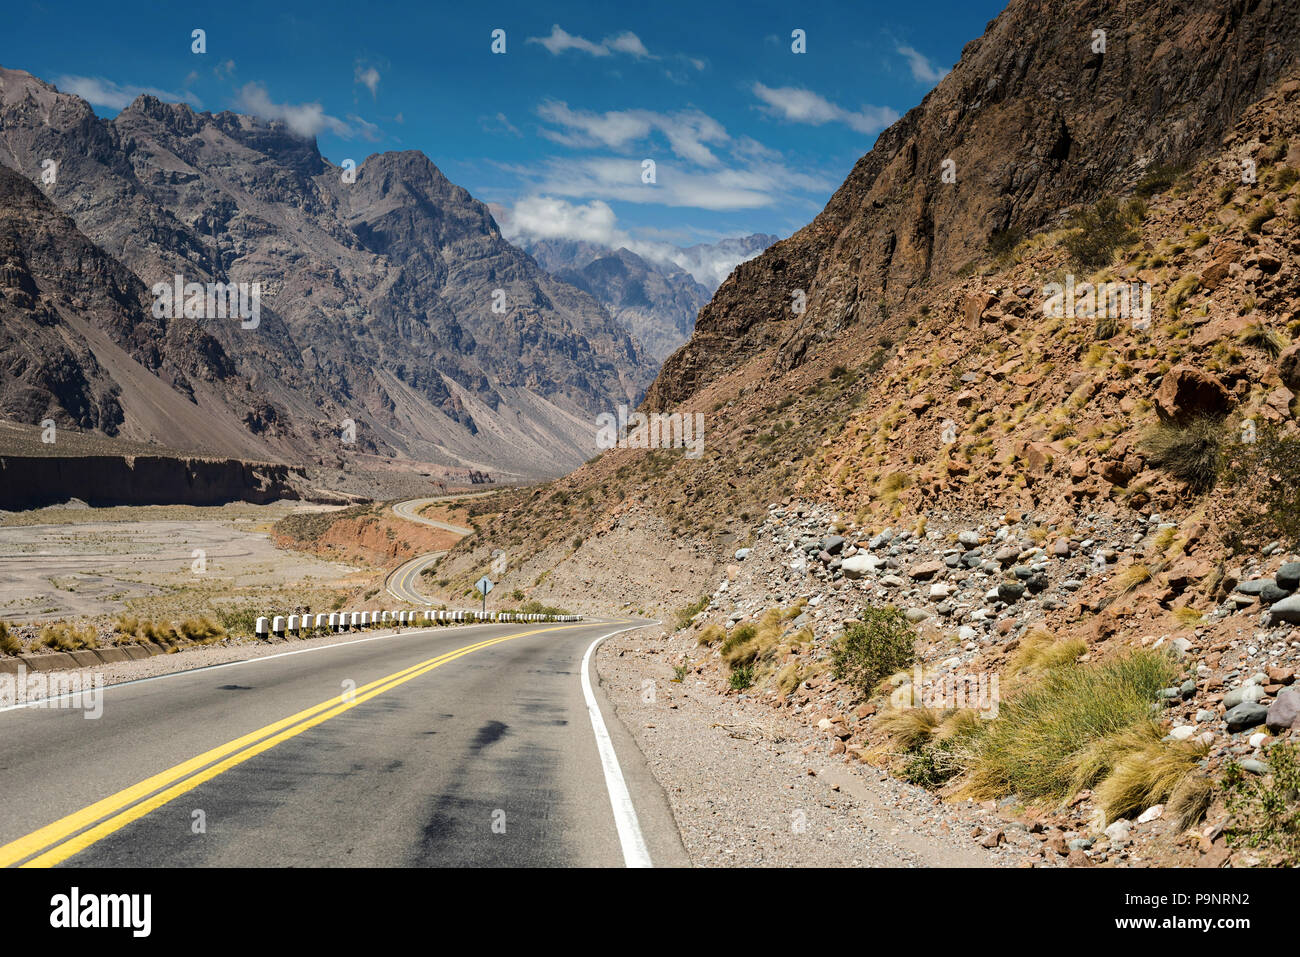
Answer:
385, 497, 479, 604
0, 618, 687, 866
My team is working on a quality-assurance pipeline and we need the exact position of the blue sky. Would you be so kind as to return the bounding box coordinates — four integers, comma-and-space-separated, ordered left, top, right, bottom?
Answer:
4, 0, 1007, 252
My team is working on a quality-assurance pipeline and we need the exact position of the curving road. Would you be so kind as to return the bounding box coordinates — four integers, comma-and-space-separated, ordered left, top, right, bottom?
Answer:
0, 618, 687, 867
384, 496, 480, 605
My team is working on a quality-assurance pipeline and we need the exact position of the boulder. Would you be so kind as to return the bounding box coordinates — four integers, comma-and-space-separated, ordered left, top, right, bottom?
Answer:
1225, 702, 1269, 732
1266, 687, 1300, 732
1279, 343, 1300, 393
1270, 593, 1300, 626
1154, 365, 1232, 424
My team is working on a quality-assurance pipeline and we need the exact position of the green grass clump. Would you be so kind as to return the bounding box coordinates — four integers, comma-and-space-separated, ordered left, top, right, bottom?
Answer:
675, 595, 710, 630
960, 650, 1178, 803
831, 606, 917, 699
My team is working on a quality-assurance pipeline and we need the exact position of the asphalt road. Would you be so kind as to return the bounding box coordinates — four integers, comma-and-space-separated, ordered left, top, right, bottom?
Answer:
385, 496, 477, 604
385, 551, 444, 604
0, 619, 689, 867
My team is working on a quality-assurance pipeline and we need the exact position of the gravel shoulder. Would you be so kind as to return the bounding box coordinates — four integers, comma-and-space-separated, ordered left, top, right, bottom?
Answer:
596, 625, 1023, 867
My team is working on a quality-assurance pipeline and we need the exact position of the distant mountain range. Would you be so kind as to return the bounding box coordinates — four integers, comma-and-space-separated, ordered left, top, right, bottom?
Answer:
0, 66, 729, 481
520, 234, 775, 362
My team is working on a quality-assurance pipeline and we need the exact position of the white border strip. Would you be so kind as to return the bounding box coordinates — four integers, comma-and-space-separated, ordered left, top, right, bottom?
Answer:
581, 624, 654, 868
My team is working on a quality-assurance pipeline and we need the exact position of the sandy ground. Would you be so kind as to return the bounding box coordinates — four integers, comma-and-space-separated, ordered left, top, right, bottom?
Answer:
0, 503, 358, 623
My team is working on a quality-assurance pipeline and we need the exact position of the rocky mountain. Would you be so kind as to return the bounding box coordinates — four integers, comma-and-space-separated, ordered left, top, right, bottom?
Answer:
522, 234, 776, 362
647, 0, 1300, 410
524, 240, 710, 361
666, 233, 778, 289
0, 67, 655, 481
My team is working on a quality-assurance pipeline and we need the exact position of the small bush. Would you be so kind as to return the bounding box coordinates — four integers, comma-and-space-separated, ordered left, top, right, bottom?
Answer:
1225, 741, 1300, 864
0, 622, 21, 656
1141, 416, 1225, 492
1063, 198, 1140, 269
831, 606, 917, 699
729, 664, 754, 691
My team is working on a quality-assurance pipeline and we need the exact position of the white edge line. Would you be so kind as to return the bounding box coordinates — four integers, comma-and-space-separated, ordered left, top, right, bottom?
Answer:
0, 619, 614, 714
581, 621, 659, 869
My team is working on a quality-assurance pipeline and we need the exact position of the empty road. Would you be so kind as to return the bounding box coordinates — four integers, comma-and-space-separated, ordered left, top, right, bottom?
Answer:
385, 496, 477, 603
0, 619, 688, 867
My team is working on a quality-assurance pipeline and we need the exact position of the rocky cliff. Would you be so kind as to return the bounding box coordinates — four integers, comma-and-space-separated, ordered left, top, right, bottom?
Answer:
0, 67, 655, 480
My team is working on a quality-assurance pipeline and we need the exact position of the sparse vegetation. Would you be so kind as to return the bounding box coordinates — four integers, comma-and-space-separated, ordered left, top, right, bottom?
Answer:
1141, 416, 1225, 492
959, 650, 1178, 803
675, 594, 711, 630
1063, 197, 1140, 268
831, 606, 917, 699
1225, 742, 1300, 864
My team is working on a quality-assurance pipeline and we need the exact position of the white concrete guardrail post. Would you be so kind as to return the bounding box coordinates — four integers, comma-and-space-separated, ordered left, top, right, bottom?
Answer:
255, 616, 269, 638
272, 616, 285, 637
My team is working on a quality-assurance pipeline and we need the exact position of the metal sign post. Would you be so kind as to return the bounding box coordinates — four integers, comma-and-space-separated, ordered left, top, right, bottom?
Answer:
476, 576, 494, 617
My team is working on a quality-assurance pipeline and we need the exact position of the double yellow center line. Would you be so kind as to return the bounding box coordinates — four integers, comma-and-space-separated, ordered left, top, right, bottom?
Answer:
1, 623, 583, 868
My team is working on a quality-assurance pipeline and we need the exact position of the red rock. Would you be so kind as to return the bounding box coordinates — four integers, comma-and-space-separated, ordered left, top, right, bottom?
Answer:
1155, 365, 1233, 424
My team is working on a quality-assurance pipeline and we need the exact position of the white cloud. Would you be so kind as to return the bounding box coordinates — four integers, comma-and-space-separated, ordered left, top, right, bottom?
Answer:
537, 101, 727, 166
496, 195, 771, 288
56, 75, 200, 111
236, 82, 371, 139
896, 44, 949, 85
498, 196, 627, 246
527, 24, 654, 59
606, 31, 652, 58
752, 82, 897, 135
354, 64, 381, 98
522, 156, 777, 211
481, 111, 522, 137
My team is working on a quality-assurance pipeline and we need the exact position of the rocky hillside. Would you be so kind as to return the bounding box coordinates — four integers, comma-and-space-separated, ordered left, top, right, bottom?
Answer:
0, 67, 654, 481
647, 0, 1300, 411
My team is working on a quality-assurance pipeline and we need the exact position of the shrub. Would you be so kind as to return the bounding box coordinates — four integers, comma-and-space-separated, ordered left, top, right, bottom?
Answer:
1063, 197, 1140, 269
0, 622, 21, 656
1225, 741, 1300, 864
1140, 416, 1225, 492
960, 650, 1178, 803
729, 664, 754, 691
831, 606, 917, 699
